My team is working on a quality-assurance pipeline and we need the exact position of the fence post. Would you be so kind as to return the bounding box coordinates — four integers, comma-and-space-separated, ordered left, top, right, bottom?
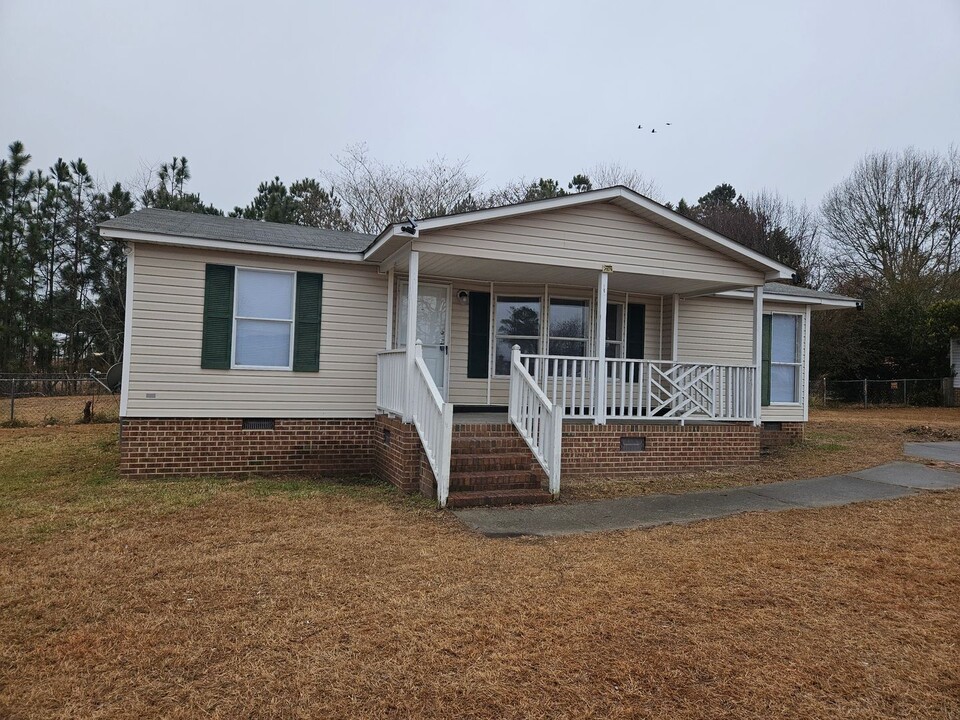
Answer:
863, 378, 868, 408
9, 377, 14, 423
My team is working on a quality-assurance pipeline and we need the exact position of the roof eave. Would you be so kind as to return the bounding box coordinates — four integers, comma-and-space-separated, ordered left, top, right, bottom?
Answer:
362, 186, 795, 280
99, 226, 366, 262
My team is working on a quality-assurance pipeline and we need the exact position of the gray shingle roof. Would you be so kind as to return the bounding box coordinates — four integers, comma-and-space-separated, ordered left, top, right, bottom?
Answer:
99, 208, 375, 254
764, 282, 858, 303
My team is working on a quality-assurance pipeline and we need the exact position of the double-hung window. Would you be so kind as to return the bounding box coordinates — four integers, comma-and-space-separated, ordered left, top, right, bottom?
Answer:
770, 314, 801, 403
494, 297, 541, 376
548, 299, 589, 358
604, 302, 624, 359
233, 268, 295, 369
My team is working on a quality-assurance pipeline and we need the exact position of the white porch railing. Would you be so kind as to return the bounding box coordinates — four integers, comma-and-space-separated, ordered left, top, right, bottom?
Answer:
376, 349, 406, 416
409, 343, 453, 508
509, 346, 563, 497
522, 354, 756, 423
376, 343, 453, 507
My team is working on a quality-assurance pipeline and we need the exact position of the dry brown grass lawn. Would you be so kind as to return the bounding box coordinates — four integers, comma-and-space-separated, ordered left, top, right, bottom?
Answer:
563, 406, 960, 501
1, 415, 959, 719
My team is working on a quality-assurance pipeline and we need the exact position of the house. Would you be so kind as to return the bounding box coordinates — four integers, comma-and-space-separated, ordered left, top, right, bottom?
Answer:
99, 186, 859, 507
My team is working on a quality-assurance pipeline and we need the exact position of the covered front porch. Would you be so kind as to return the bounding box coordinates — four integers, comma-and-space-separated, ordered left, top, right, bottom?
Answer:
374, 247, 766, 507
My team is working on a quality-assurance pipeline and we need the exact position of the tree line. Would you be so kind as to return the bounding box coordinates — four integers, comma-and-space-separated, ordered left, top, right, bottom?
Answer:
1, 139, 957, 384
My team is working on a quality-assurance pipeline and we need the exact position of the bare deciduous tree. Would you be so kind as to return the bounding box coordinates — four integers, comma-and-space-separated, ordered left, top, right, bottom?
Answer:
584, 162, 661, 200
821, 147, 960, 295
323, 143, 484, 233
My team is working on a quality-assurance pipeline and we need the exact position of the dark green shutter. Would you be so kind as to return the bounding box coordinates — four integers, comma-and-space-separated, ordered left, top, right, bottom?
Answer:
467, 291, 491, 379
626, 303, 646, 359
293, 272, 323, 372
626, 303, 646, 382
761, 314, 772, 406
201, 264, 235, 369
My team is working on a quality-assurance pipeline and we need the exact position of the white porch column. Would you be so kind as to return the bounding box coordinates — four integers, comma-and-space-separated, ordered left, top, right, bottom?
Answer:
752, 285, 764, 426
595, 269, 609, 425
671, 293, 680, 362
385, 267, 395, 350
403, 251, 419, 423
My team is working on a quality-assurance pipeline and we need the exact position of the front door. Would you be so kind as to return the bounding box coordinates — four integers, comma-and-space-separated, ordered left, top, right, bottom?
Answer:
397, 282, 449, 399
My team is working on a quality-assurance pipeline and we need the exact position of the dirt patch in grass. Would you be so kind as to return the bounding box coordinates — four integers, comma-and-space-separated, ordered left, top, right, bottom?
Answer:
563, 406, 960, 501
1, 424, 960, 718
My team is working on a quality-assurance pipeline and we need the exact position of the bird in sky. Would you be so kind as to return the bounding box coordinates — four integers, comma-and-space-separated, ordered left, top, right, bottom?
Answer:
637, 122, 672, 133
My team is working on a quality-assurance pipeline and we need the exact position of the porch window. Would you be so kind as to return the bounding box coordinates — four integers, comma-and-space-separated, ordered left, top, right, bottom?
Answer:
605, 302, 624, 359
548, 299, 589, 357
233, 268, 295, 369
495, 296, 541, 375
770, 314, 801, 403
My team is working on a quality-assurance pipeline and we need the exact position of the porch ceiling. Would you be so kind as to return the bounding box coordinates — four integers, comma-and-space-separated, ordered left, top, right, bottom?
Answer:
394, 251, 754, 296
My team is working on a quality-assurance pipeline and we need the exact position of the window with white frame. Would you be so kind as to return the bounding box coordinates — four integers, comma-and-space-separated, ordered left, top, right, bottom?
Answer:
548, 298, 589, 358
233, 268, 295, 369
770, 313, 801, 403
604, 302, 623, 359
494, 296, 541, 375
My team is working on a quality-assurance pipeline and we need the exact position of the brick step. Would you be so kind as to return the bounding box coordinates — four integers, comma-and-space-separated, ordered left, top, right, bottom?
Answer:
451, 438, 529, 455
450, 453, 533, 473
449, 469, 541, 491
446, 488, 554, 508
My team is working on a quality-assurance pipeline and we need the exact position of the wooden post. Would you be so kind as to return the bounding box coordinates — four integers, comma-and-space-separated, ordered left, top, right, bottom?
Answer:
403, 251, 419, 423
863, 378, 868, 408
752, 286, 763, 426
671, 293, 680, 362
595, 269, 609, 425
385, 267, 395, 350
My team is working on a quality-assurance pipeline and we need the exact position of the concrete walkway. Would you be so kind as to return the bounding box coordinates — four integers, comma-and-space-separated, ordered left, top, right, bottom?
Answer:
455, 445, 960, 538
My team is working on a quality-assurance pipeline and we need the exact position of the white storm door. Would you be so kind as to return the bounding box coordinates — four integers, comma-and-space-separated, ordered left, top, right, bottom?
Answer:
397, 282, 450, 399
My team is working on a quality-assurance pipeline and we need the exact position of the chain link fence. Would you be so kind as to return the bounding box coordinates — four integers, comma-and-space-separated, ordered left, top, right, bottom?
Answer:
0, 375, 120, 427
810, 377, 955, 408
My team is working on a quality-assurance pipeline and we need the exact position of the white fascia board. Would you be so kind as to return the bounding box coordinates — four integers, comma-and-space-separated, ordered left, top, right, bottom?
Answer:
99, 227, 367, 263
716, 288, 860, 308
362, 186, 795, 280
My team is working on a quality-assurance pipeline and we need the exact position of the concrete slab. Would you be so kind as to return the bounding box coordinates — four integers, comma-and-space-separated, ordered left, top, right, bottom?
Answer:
852, 461, 960, 490
748, 475, 914, 508
457, 484, 796, 537
904, 441, 960, 464
454, 460, 957, 538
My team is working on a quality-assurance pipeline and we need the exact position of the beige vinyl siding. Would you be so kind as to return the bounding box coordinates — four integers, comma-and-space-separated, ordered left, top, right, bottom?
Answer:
436, 282, 664, 407
414, 203, 765, 286
126, 242, 387, 418
675, 296, 806, 421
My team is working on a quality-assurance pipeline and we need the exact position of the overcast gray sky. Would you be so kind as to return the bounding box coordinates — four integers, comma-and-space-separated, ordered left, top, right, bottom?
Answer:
1, 0, 958, 212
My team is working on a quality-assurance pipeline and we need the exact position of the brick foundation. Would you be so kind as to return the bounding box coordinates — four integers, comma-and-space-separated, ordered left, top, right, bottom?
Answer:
560, 421, 760, 477
119, 418, 376, 479
760, 421, 805, 449
371, 413, 436, 495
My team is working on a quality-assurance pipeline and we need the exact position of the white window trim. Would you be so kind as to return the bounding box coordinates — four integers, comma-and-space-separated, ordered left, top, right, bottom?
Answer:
546, 296, 591, 358
604, 300, 625, 359
493, 294, 543, 377
231, 267, 297, 371
768, 311, 803, 406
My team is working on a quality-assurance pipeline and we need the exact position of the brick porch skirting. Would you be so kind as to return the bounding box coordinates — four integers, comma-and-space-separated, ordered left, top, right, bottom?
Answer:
371, 414, 436, 496
760, 421, 805, 449
560, 421, 761, 477
119, 418, 376, 479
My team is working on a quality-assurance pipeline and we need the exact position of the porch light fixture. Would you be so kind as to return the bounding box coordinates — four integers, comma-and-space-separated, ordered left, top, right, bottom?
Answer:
457, 290, 469, 304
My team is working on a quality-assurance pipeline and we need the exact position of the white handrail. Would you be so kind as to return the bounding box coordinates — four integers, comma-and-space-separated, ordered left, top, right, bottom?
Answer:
509, 346, 562, 498
376, 349, 407, 415
408, 342, 453, 508
520, 353, 757, 422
